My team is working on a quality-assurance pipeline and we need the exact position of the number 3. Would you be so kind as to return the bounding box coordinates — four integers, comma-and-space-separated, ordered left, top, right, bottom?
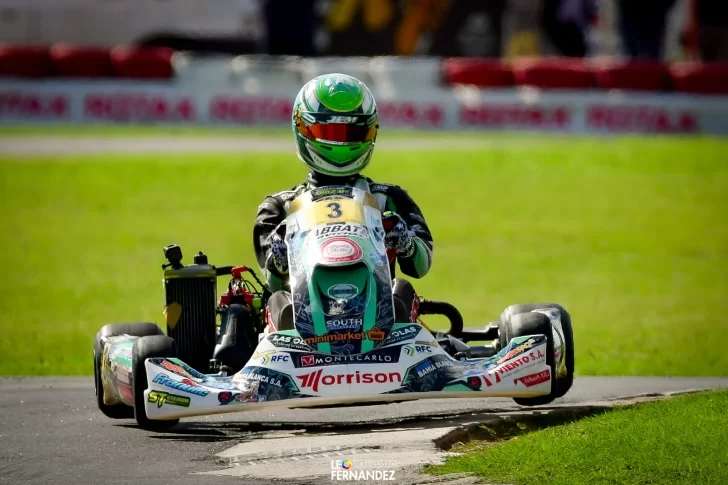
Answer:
327, 202, 343, 219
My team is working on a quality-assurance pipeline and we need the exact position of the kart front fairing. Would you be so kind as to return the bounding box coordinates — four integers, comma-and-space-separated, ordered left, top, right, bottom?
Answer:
141, 325, 553, 420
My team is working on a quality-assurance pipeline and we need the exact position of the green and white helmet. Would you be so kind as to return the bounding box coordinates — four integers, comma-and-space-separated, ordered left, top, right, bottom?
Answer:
292, 73, 379, 176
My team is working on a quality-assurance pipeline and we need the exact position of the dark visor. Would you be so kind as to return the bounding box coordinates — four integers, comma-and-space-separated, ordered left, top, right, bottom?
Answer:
298, 122, 377, 143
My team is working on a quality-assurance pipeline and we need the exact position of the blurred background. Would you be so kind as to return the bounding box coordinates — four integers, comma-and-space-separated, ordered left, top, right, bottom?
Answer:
0, 0, 727, 132
0, 0, 726, 377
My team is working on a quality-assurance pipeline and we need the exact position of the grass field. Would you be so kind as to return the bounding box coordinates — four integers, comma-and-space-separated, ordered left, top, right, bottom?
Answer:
427, 390, 728, 485
1, 131, 727, 375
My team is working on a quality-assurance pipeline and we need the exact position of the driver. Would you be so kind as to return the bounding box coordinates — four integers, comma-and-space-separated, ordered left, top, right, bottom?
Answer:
253, 73, 433, 328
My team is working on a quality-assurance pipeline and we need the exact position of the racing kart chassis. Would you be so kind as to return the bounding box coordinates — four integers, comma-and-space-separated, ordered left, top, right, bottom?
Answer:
94, 186, 574, 430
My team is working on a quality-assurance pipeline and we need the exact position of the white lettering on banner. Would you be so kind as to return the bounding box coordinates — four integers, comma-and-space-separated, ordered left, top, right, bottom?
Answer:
587, 105, 698, 133
209, 96, 290, 124
84, 93, 195, 121
0, 92, 69, 118
460, 105, 570, 128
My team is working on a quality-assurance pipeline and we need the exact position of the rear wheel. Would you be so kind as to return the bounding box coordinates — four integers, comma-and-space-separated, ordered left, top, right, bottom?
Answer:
499, 303, 575, 405
131, 335, 180, 431
93, 322, 163, 419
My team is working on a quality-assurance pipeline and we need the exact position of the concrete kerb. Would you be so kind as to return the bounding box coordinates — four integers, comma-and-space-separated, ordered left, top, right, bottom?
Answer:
202, 389, 711, 484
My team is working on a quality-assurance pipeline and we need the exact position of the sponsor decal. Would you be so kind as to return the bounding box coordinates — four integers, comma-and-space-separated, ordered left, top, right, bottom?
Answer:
587, 105, 698, 134
115, 368, 130, 385
320, 237, 363, 263
85, 93, 195, 121
415, 358, 456, 378
238, 370, 284, 388
152, 373, 210, 397
304, 328, 384, 345
148, 390, 191, 408
101, 342, 113, 372
209, 95, 289, 124
317, 224, 369, 240
515, 369, 551, 387
460, 104, 570, 129
199, 379, 237, 390
495, 349, 545, 376
297, 369, 402, 393
218, 382, 260, 405
497, 338, 536, 364
298, 352, 396, 367
382, 325, 419, 345
311, 187, 354, 199
253, 350, 288, 365
117, 383, 134, 403
327, 283, 359, 299
326, 317, 363, 331
181, 378, 200, 387
482, 372, 501, 387
268, 333, 312, 351
0, 92, 70, 119
403, 344, 432, 356
152, 359, 204, 381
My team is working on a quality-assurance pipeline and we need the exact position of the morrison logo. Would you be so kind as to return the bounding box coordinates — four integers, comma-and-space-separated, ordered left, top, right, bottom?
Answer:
297, 369, 402, 393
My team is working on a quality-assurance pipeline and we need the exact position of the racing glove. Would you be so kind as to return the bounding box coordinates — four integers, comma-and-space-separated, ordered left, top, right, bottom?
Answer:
382, 211, 415, 258
265, 223, 289, 277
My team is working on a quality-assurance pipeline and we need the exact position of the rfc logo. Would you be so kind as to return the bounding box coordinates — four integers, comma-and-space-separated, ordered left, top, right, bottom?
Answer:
403, 344, 433, 356
254, 350, 290, 365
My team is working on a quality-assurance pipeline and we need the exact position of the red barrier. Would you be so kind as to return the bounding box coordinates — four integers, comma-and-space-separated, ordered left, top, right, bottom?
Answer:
670, 62, 728, 95
442, 58, 514, 88
593, 60, 670, 91
512, 57, 595, 90
109, 46, 174, 80
50, 44, 113, 78
0, 45, 52, 78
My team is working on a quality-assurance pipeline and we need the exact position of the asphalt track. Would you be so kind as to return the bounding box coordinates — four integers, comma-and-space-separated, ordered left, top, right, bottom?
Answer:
2, 376, 727, 485
2, 135, 727, 483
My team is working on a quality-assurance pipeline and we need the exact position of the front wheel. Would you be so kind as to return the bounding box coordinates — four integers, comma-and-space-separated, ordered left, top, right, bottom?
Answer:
93, 322, 163, 419
499, 303, 575, 406
131, 335, 180, 431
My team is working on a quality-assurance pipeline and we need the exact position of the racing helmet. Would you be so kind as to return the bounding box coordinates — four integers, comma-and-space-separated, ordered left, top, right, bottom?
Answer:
292, 73, 379, 177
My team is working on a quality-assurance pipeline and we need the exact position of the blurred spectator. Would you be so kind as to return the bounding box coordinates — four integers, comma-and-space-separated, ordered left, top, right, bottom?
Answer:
543, 0, 599, 57
615, 0, 678, 59
264, 0, 315, 56
685, 0, 728, 61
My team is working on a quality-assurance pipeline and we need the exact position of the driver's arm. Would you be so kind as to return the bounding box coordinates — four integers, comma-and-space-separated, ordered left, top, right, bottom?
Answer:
253, 195, 288, 291
386, 186, 434, 279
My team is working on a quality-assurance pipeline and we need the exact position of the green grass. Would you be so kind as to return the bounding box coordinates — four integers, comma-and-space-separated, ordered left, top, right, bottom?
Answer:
1, 135, 727, 375
427, 390, 728, 485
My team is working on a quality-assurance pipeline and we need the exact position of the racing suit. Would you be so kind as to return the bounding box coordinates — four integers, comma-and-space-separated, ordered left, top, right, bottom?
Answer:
253, 172, 434, 327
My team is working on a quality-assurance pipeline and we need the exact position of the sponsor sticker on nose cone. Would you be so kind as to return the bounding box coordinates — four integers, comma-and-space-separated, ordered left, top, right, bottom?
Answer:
320, 237, 363, 263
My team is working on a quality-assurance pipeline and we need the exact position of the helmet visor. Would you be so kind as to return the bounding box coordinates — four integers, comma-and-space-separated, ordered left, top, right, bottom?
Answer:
298, 122, 377, 144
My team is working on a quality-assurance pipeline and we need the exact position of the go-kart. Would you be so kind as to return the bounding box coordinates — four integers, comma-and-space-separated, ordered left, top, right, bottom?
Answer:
94, 186, 574, 430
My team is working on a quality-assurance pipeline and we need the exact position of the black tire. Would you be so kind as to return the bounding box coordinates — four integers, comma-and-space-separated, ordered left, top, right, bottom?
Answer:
498, 311, 556, 406
500, 303, 575, 405
131, 335, 180, 431
393, 278, 417, 323
93, 323, 163, 419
